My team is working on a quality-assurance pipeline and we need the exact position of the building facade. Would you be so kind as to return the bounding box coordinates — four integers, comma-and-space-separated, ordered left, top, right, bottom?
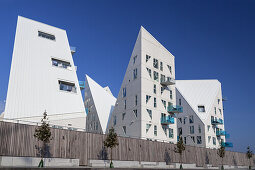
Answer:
3, 16, 86, 129
84, 75, 116, 134
175, 80, 232, 148
107, 27, 182, 143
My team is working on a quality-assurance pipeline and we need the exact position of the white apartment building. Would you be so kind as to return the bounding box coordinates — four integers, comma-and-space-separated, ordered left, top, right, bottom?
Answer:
107, 26, 182, 143
3, 16, 86, 129
175, 80, 232, 148
84, 75, 116, 134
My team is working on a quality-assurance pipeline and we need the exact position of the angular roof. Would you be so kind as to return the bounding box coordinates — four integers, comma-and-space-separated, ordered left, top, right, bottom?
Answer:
176, 80, 221, 121
86, 75, 116, 133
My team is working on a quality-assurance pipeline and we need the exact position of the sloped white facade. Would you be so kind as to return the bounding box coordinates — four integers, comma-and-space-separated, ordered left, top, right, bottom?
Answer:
85, 75, 116, 134
107, 27, 178, 143
176, 80, 226, 148
3, 16, 86, 129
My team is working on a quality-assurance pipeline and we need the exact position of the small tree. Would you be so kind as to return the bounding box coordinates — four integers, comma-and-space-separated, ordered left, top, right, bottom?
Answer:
246, 146, 253, 169
34, 111, 52, 167
175, 136, 185, 169
217, 143, 225, 170
104, 127, 119, 168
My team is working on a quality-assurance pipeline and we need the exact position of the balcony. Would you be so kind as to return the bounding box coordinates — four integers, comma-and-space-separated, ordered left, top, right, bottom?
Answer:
85, 108, 88, 114
160, 77, 175, 86
79, 81, 85, 90
167, 105, 183, 113
70, 46, 76, 55
216, 130, 226, 136
211, 118, 223, 125
161, 116, 175, 125
221, 142, 233, 147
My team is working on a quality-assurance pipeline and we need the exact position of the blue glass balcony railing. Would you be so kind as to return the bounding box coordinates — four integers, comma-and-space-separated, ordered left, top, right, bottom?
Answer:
79, 81, 85, 90
85, 108, 88, 114
167, 105, 183, 113
216, 130, 226, 136
221, 142, 233, 147
70, 46, 76, 54
161, 116, 175, 124
211, 118, 223, 125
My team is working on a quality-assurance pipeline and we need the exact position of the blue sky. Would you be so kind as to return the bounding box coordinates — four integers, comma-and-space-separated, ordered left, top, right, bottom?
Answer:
0, 0, 254, 152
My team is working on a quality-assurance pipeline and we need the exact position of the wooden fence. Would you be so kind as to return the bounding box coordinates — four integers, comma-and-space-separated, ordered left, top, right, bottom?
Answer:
0, 121, 254, 167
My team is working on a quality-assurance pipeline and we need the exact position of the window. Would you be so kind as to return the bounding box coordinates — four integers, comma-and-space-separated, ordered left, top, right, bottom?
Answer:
198, 125, 201, 133
153, 71, 159, 81
178, 118, 182, 124
146, 95, 151, 103
146, 124, 151, 133
133, 55, 137, 64
197, 136, 202, 144
154, 125, 157, 136
213, 137, 216, 145
124, 100, 126, 110
123, 126, 126, 134
208, 136, 211, 143
219, 108, 222, 115
179, 99, 181, 106
214, 107, 216, 115
153, 58, 158, 69
113, 116, 117, 126
38, 31, 55, 40
170, 90, 173, 99
161, 87, 164, 94
153, 84, 157, 94
167, 65, 172, 74
189, 115, 194, 123
147, 109, 152, 119
183, 117, 186, 124
198, 106, 205, 112
133, 109, 138, 118
133, 68, 137, 79
122, 87, 126, 98
135, 95, 138, 106
190, 126, 194, 134
59, 81, 76, 93
207, 125, 210, 132
154, 97, 157, 108
218, 99, 220, 104
52, 58, 71, 70
191, 136, 195, 143
146, 55, 151, 62
146, 68, 152, 77
161, 100, 166, 109
122, 113, 126, 120
166, 128, 173, 138
160, 74, 165, 83
211, 116, 214, 123
178, 127, 182, 135
184, 137, 187, 144
160, 62, 163, 71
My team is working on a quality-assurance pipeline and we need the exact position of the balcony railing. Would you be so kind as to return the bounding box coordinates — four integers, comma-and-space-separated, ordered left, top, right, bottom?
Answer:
211, 119, 223, 125
70, 46, 76, 55
161, 116, 175, 125
160, 77, 175, 86
79, 81, 85, 90
221, 142, 233, 147
167, 105, 183, 113
216, 130, 226, 136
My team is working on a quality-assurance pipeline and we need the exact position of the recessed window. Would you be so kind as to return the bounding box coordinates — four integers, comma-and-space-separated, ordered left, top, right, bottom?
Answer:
122, 113, 126, 120
178, 127, 182, 135
214, 107, 216, 115
153, 84, 157, 94
135, 95, 138, 106
153, 58, 158, 69
219, 108, 222, 115
184, 137, 187, 144
52, 58, 71, 70
133, 55, 137, 64
178, 118, 182, 124
190, 126, 194, 134
154, 125, 157, 136
153, 71, 159, 81
133, 68, 137, 79
197, 136, 202, 144
161, 100, 166, 109
123, 126, 126, 134
160, 62, 163, 71
146, 124, 151, 133
146, 55, 151, 62
169, 128, 174, 138
154, 97, 157, 108
133, 109, 138, 118
59, 80, 76, 93
146, 95, 151, 104
146, 109, 152, 119
198, 125, 201, 133
183, 117, 186, 124
38, 31, 55, 41
198, 106, 205, 112
213, 137, 216, 145
124, 100, 126, 110
189, 115, 194, 123
208, 136, 211, 143
207, 125, 210, 132
113, 115, 117, 126
160, 74, 165, 83
191, 136, 195, 143
170, 90, 173, 99
122, 87, 126, 98
179, 99, 181, 106
167, 65, 172, 74
146, 68, 152, 77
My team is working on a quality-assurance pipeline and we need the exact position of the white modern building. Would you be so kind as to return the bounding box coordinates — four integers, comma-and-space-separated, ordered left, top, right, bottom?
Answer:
3, 16, 86, 129
84, 75, 116, 134
107, 26, 182, 143
175, 80, 232, 148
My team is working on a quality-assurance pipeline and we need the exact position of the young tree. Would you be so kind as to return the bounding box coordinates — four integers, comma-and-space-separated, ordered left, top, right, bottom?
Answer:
104, 127, 119, 168
34, 111, 52, 167
246, 146, 253, 170
217, 143, 225, 170
174, 136, 186, 169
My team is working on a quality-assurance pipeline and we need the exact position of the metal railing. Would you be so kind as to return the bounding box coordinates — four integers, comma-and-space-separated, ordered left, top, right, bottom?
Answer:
167, 105, 183, 113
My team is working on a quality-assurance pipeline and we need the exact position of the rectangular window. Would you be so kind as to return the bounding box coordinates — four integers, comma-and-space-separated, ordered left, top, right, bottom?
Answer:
219, 108, 222, 115
161, 87, 164, 94
167, 65, 172, 74
198, 105, 205, 112
113, 115, 117, 126
178, 127, 182, 136
178, 118, 182, 124
184, 137, 187, 144
179, 99, 181, 106
160, 74, 165, 83
38, 31, 55, 40
169, 128, 174, 138
122, 113, 126, 120
170, 90, 173, 99
147, 109, 152, 119
197, 136, 202, 144
59, 81, 76, 93
154, 125, 157, 136
161, 100, 166, 109
153, 84, 156, 94
183, 117, 186, 124
218, 99, 220, 104
135, 95, 138, 106
214, 107, 216, 115
133, 68, 137, 79
146, 124, 151, 133
146, 68, 152, 77
123, 126, 126, 134
198, 125, 201, 133
191, 136, 195, 143
153, 71, 159, 81
133, 55, 137, 64
213, 137, 216, 145
190, 126, 194, 134
52, 58, 71, 70
189, 115, 194, 124
160, 62, 163, 71
153, 58, 158, 69
146, 54, 151, 62
122, 87, 126, 98
133, 109, 138, 118
146, 95, 151, 103
208, 136, 211, 143
154, 97, 157, 108
207, 125, 210, 132
124, 100, 126, 110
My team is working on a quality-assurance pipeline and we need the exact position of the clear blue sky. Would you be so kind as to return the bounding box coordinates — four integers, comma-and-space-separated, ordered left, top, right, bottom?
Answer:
0, 0, 254, 153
